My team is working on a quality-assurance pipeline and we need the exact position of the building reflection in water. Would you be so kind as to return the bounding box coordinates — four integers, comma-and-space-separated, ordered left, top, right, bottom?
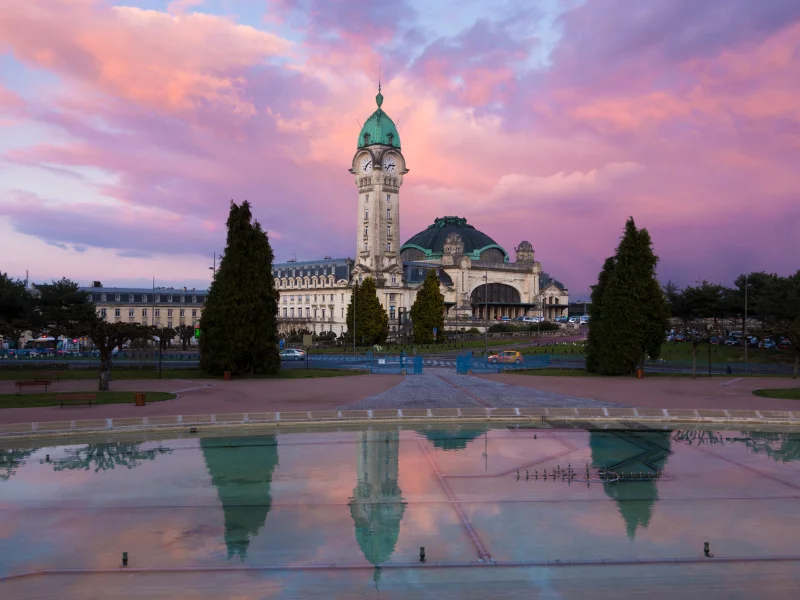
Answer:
51, 442, 172, 473
201, 436, 279, 561
0, 448, 35, 481
589, 431, 672, 540
349, 430, 406, 587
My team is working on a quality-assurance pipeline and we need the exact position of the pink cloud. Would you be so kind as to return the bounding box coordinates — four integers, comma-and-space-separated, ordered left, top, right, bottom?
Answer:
0, 0, 799, 294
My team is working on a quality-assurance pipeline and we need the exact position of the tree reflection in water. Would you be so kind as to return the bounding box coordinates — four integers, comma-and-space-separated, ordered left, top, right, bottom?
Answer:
200, 436, 279, 561
52, 443, 173, 473
0, 448, 35, 481
589, 431, 672, 540
417, 428, 486, 452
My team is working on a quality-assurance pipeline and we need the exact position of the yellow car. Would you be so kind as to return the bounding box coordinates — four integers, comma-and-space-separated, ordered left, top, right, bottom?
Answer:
488, 350, 522, 364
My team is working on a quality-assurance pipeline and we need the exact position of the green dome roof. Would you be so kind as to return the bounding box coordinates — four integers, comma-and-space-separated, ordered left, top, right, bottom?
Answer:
400, 216, 509, 261
358, 85, 401, 149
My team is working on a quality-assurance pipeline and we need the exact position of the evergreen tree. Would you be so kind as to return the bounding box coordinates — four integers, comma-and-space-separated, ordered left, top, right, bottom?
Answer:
585, 257, 615, 373
199, 201, 280, 375
588, 218, 669, 375
343, 277, 388, 346
410, 270, 445, 344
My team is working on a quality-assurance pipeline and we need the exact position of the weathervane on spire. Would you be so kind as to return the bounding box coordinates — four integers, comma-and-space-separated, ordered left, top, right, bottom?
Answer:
376, 66, 384, 108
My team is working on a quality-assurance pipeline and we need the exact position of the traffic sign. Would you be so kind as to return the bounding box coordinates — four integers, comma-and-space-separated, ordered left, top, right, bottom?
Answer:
433, 327, 438, 340
279, 339, 285, 349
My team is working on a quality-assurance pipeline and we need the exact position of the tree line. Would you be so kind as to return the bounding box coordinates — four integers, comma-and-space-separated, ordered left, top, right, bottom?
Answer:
585, 217, 798, 378
0, 274, 199, 390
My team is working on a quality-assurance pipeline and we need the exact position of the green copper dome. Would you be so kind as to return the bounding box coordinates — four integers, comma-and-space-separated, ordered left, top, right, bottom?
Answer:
400, 216, 509, 263
357, 85, 401, 149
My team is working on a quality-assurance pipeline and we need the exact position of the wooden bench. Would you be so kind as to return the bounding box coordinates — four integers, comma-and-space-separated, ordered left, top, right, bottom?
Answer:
15, 380, 51, 394
57, 394, 96, 408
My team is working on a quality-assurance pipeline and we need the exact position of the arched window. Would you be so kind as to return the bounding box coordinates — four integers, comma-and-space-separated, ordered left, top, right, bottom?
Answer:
470, 283, 520, 304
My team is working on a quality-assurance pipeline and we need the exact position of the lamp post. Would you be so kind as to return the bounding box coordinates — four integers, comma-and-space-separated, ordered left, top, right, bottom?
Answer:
352, 281, 357, 354
744, 273, 749, 374
483, 267, 489, 358
152, 335, 162, 379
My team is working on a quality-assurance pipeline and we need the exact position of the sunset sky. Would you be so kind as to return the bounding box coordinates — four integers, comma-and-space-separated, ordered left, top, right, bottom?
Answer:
1, 0, 798, 299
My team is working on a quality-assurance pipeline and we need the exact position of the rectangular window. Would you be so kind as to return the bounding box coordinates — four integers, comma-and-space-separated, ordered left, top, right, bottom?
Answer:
100, 308, 107, 318
313, 295, 317, 302
305, 308, 310, 318
389, 293, 397, 301
314, 309, 318, 318
387, 225, 391, 236
192, 296, 197, 303
142, 294, 148, 302
387, 242, 392, 252
142, 309, 148, 317
114, 308, 120, 317
180, 309, 185, 317
114, 294, 120, 301
321, 309, 326, 319
391, 275, 396, 284
168, 295, 173, 302
128, 294, 134, 302
155, 309, 160, 317
290, 308, 295, 317
168, 321, 173, 328
365, 194, 369, 202
364, 226, 368, 237
101, 294, 107, 302
128, 309, 134, 318
167, 309, 173, 317
363, 242, 368, 252
155, 295, 160, 302
305, 295, 310, 302
390, 306, 396, 321
387, 208, 391, 219
192, 309, 197, 317
386, 194, 391, 202
365, 208, 369, 219
341, 307, 344, 317
180, 296, 185, 303
283, 308, 287, 317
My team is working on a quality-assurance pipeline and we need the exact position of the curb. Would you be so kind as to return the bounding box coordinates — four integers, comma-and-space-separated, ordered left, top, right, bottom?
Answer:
1, 407, 798, 441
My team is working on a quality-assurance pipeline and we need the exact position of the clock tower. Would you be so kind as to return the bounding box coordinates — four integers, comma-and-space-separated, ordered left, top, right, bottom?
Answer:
350, 85, 407, 285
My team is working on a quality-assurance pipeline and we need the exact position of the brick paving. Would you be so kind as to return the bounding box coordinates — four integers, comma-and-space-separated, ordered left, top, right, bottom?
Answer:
339, 369, 625, 410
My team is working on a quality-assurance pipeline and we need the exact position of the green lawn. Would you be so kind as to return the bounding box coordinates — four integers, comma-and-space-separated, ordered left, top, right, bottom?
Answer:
753, 388, 800, 400
0, 391, 176, 409
0, 368, 364, 381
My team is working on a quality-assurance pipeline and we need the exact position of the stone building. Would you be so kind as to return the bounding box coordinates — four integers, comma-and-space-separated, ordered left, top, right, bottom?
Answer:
81, 285, 207, 330
271, 85, 569, 337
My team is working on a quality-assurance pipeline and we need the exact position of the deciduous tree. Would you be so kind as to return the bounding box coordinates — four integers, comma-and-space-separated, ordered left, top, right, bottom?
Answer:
199, 201, 280, 375
175, 324, 195, 350
36, 278, 96, 349
89, 321, 154, 391
0, 273, 34, 349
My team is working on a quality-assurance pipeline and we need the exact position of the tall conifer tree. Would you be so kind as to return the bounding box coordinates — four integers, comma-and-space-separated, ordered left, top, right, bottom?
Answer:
588, 217, 669, 375
344, 277, 388, 346
410, 270, 445, 344
200, 201, 279, 375
585, 257, 615, 373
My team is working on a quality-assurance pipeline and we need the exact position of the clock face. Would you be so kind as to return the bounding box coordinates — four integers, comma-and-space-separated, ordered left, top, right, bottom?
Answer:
360, 156, 373, 174
383, 156, 397, 174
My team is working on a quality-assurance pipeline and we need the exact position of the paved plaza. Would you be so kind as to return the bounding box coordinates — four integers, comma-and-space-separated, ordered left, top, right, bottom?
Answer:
0, 369, 798, 426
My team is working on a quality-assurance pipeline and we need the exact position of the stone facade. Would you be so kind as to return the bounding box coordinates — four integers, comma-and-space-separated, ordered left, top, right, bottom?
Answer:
274, 87, 569, 338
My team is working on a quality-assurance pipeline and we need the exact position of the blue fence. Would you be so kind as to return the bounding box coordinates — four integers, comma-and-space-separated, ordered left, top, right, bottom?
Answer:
366, 351, 424, 375
456, 354, 552, 374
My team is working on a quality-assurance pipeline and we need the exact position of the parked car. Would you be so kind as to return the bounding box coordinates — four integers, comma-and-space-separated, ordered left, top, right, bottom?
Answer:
724, 338, 741, 346
279, 349, 306, 361
708, 336, 720, 345
487, 350, 523, 365
674, 334, 686, 342
778, 339, 792, 349
555, 316, 569, 323
761, 338, 777, 350
499, 316, 511, 321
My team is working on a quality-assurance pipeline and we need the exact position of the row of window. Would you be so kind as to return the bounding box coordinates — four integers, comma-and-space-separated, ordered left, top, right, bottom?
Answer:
100, 308, 199, 318
274, 266, 338, 278
276, 275, 337, 289
363, 241, 393, 252
365, 208, 392, 220
283, 307, 331, 319
282, 294, 340, 304
97, 293, 202, 304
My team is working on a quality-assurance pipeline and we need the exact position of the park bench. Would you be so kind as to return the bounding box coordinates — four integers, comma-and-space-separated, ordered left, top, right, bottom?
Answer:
57, 394, 96, 408
15, 380, 51, 394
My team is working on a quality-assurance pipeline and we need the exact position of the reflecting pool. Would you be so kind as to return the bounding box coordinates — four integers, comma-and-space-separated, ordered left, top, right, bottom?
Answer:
2, 425, 800, 599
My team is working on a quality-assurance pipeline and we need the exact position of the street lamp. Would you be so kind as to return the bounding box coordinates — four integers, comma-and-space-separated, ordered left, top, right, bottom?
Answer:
744, 274, 751, 374
483, 267, 489, 357
152, 335, 162, 379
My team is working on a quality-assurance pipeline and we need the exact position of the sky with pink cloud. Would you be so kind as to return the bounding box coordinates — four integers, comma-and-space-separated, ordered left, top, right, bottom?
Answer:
1, 0, 798, 299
